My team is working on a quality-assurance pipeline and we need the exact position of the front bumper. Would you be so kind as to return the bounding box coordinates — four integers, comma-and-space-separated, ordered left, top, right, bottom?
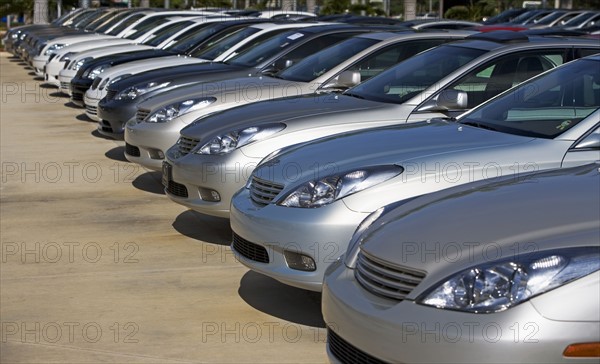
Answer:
229, 188, 369, 291
58, 69, 76, 96
84, 88, 104, 122
44, 60, 66, 88
32, 55, 48, 76
70, 77, 93, 107
163, 150, 262, 218
322, 264, 600, 363
96, 98, 139, 140
124, 119, 187, 171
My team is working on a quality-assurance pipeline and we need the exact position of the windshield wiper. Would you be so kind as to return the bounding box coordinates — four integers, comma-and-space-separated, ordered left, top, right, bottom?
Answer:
343, 92, 366, 99
460, 121, 499, 132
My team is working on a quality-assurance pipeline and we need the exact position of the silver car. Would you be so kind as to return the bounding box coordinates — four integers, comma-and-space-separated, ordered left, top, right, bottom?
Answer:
323, 163, 600, 363
163, 32, 599, 220
126, 30, 473, 170
229, 54, 600, 291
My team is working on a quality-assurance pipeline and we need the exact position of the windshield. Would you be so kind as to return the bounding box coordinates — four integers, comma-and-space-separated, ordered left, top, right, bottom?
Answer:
459, 59, 600, 139
95, 10, 135, 33
107, 13, 145, 36
125, 18, 170, 40
83, 10, 114, 31
164, 22, 225, 53
227, 29, 313, 67
346, 45, 486, 104
73, 10, 106, 28
190, 26, 261, 60
278, 37, 379, 82
535, 11, 568, 25
142, 20, 194, 46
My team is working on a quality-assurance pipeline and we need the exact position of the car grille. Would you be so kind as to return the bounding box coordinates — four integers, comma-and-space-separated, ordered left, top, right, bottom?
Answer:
177, 135, 200, 156
355, 250, 425, 301
91, 77, 101, 90
71, 91, 84, 102
106, 89, 117, 100
60, 81, 70, 90
327, 328, 387, 364
99, 120, 113, 133
232, 233, 269, 263
249, 176, 284, 206
136, 108, 150, 122
166, 180, 188, 198
125, 143, 140, 157
85, 104, 97, 116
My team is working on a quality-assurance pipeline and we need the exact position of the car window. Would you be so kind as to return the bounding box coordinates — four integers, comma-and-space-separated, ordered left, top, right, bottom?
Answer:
125, 18, 170, 40
143, 21, 194, 46
189, 25, 261, 59
277, 37, 379, 82
107, 14, 145, 36
345, 39, 449, 82
443, 50, 566, 109
459, 58, 600, 139
346, 45, 486, 104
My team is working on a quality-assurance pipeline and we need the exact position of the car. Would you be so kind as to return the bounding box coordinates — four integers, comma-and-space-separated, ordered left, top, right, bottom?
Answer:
123, 30, 473, 169
94, 23, 395, 138
162, 31, 599, 221
43, 15, 242, 87
58, 15, 234, 98
322, 162, 600, 364
30, 10, 218, 71
83, 21, 317, 121
228, 53, 600, 291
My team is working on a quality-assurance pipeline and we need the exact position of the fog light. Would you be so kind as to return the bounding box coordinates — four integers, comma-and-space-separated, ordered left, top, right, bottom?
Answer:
149, 149, 164, 160
284, 250, 316, 271
199, 188, 220, 202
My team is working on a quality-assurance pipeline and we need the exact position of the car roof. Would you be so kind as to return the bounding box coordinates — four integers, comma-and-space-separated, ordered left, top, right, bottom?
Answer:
449, 30, 600, 51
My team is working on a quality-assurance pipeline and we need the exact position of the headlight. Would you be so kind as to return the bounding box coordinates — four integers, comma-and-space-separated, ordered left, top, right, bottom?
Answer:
44, 43, 65, 56
418, 247, 600, 313
60, 52, 76, 62
278, 165, 403, 208
86, 64, 109, 80
115, 81, 170, 100
99, 73, 131, 90
195, 123, 286, 155
145, 97, 217, 123
70, 57, 92, 71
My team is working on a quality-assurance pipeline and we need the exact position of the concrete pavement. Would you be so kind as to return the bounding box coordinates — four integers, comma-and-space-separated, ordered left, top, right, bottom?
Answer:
0, 52, 328, 363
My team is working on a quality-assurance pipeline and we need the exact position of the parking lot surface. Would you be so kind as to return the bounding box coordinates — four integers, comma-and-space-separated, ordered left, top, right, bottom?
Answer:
0, 51, 327, 363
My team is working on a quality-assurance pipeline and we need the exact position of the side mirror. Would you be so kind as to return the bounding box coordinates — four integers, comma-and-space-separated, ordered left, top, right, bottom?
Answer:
575, 131, 600, 150
322, 71, 361, 90
418, 89, 468, 112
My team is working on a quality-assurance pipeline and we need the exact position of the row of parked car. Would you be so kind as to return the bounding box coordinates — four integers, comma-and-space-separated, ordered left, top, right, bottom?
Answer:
4, 7, 600, 363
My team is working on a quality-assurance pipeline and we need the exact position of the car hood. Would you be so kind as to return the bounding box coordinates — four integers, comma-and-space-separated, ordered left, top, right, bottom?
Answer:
46, 33, 116, 46
253, 120, 535, 184
179, 93, 389, 139
139, 76, 308, 111
107, 62, 244, 92
71, 44, 154, 62
359, 162, 600, 299
57, 38, 134, 53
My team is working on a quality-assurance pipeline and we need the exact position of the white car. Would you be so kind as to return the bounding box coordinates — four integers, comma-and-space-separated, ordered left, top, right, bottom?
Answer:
57, 16, 217, 96
44, 16, 231, 87
32, 10, 217, 76
83, 22, 324, 121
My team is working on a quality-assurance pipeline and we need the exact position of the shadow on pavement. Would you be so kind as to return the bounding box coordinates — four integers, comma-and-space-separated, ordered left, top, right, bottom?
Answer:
172, 210, 231, 246
104, 145, 128, 161
132, 171, 165, 195
76, 113, 95, 122
238, 271, 325, 328
64, 101, 80, 109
